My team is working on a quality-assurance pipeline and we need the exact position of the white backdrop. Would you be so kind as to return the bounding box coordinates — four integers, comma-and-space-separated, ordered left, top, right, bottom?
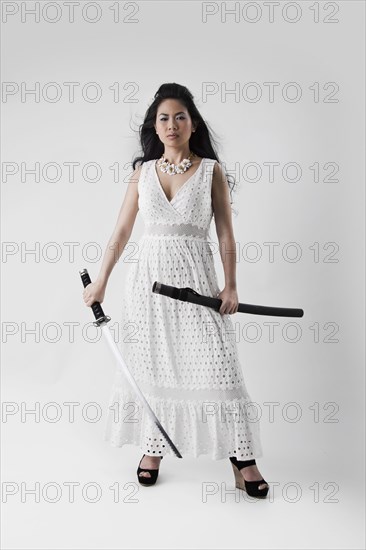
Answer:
2, 1, 365, 549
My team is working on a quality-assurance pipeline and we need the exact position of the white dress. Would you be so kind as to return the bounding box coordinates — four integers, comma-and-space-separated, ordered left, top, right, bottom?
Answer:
104, 157, 264, 460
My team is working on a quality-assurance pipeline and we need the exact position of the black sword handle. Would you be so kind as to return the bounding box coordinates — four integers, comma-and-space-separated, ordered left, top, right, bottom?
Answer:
79, 268, 110, 327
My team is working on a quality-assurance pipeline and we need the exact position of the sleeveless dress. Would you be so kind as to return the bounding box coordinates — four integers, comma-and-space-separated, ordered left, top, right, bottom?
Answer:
104, 157, 264, 460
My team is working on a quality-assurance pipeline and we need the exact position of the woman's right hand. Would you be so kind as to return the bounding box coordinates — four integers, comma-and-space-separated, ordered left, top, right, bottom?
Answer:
82, 279, 106, 307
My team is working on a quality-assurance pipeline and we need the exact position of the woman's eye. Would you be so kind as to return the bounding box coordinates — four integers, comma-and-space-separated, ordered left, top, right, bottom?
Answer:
160, 116, 185, 121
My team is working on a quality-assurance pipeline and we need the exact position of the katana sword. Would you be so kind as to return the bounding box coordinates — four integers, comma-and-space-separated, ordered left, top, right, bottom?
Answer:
79, 268, 182, 458
152, 282, 304, 318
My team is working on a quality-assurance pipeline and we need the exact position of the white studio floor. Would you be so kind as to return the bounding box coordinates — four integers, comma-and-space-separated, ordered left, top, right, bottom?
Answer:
2, 383, 365, 550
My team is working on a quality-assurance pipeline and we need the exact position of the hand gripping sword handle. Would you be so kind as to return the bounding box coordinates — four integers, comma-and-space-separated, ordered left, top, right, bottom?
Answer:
79, 268, 111, 327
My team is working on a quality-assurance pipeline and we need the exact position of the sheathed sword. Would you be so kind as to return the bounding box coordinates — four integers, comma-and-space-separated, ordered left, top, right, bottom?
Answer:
79, 268, 183, 458
152, 282, 304, 318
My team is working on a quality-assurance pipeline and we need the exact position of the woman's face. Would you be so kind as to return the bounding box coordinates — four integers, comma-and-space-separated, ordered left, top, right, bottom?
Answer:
154, 99, 195, 148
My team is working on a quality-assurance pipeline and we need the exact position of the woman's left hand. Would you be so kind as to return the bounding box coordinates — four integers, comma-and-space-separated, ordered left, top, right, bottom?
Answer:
216, 286, 239, 315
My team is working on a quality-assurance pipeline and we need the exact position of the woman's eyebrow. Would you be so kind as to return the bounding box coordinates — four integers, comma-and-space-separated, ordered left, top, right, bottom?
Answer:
158, 111, 186, 116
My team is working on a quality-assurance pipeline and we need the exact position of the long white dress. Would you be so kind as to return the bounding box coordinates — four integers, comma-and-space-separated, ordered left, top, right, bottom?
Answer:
104, 157, 264, 460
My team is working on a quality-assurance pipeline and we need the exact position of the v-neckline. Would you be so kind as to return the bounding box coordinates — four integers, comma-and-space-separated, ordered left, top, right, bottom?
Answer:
153, 158, 205, 205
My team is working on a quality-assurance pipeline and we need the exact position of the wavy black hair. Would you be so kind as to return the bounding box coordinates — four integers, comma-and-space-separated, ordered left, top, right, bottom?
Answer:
131, 83, 238, 216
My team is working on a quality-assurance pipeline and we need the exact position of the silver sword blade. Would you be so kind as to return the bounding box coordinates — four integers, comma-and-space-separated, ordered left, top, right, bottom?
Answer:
101, 322, 182, 458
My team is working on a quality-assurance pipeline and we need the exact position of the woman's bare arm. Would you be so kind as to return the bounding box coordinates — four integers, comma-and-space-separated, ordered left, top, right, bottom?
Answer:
211, 161, 237, 291
96, 163, 142, 286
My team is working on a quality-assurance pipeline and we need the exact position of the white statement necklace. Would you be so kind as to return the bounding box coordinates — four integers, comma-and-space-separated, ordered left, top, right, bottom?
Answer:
157, 152, 195, 176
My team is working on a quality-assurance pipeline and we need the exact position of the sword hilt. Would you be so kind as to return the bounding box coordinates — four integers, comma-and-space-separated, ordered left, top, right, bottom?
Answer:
79, 268, 111, 327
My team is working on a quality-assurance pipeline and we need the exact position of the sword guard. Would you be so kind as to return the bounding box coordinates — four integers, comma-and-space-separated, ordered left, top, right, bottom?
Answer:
93, 315, 111, 327
180, 287, 200, 301
170, 286, 201, 301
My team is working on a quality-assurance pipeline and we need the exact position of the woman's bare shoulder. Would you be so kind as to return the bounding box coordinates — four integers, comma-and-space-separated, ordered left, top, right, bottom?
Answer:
131, 159, 151, 181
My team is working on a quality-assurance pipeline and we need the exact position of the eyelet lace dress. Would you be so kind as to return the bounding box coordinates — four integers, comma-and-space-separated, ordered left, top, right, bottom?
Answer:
104, 157, 264, 460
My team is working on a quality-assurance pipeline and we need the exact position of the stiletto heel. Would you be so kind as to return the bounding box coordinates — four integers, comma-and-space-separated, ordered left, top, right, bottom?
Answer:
137, 454, 163, 486
229, 456, 269, 498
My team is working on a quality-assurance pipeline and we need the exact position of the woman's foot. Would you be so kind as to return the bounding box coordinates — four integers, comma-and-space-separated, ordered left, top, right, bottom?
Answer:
237, 463, 269, 491
138, 454, 163, 480
229, 456, 269, 497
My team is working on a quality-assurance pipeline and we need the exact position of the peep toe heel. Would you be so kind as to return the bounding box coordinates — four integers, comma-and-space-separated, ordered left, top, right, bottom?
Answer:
229, 456, 269, 498
137, 454, 163, 486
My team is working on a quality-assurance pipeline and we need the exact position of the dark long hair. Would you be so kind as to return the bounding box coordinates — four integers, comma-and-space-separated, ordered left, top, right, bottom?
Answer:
131, 83, 238, 216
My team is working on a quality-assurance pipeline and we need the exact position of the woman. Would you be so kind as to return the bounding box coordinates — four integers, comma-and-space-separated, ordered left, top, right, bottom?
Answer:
83, 83, 269, 498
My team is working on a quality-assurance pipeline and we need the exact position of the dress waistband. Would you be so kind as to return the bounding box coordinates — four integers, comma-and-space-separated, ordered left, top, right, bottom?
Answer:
143, 223, 208, 239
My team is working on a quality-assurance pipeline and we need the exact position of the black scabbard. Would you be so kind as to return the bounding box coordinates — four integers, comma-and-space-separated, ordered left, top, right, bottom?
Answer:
152, 282, 304, 318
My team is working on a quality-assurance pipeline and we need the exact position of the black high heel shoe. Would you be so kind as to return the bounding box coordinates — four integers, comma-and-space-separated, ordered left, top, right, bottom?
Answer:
229, 456, 269, 498
137, 454, 163, 486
